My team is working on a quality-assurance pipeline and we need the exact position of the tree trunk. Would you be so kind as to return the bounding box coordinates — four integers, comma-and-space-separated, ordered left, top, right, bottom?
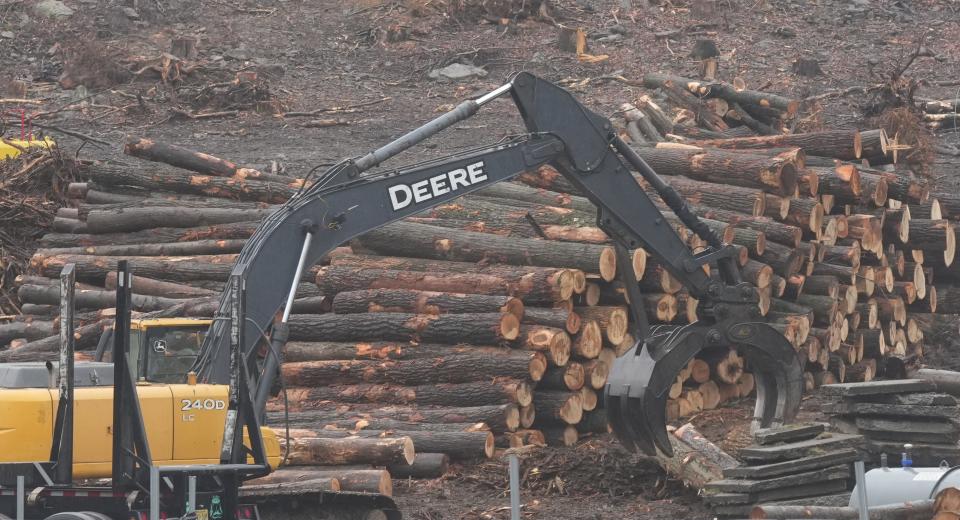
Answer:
39, 221, 260, 248
639, 176, 766, 216
330, 288, 523, 319
38, 239, 250, 257
273, 404, 520, 433
533, 391, 583, 426
287, 435, 418, 466
247, 468, 392, 495
319, 265, 575, 306
522, 307, 581, 334
691, 206, 802, 247
0, 319, 56, 343
517, 324, 573, 366
285, 428, 494, 460
18, 284, 185, 312
574, 306, 628, 345
351, 221, 616, 281
912, 368, 960, 397
282, 378, 533, 408
689, 129, 881, 161
281, 351, 534, 386
655, 426, 729, 490
636, 147, 799, 195
31, 253, 238, 283
81, 163, 298, 203
0, 319, 111, 362
539, 362, 585, 391
83, 207, 272, 234
288, 312, 518, 344
475, 182, 596, 214
387, 452, 449, 479
905, 219, 956, 267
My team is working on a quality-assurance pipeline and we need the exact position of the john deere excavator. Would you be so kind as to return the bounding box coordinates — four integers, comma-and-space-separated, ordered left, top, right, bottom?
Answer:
0, 72, 803, 520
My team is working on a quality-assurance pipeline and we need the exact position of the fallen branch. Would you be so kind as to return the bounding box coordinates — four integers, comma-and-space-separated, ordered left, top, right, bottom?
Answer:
280, 97, 391, 117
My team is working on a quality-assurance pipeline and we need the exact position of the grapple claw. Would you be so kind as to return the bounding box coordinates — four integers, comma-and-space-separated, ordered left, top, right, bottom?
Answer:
605, 321, 802, 456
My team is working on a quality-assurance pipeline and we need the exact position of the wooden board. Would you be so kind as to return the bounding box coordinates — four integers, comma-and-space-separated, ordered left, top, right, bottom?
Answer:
852, 392, 957, 406
705, 465, 850, 493
739, 433, 863, 462
822, 402, 959, 420
722, 449, 859, 479
820, 379, 935, 397
754, 423, 826, 445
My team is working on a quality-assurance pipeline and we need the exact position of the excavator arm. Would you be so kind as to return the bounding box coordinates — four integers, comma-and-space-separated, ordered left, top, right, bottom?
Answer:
194, 72, 802, 458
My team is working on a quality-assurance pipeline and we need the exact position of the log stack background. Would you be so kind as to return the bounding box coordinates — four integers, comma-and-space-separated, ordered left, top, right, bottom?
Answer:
2, 73, 959, 490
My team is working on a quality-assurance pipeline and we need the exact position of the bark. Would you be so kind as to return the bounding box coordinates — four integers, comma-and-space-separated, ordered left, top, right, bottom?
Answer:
690, 205, 802, 247
18, 284, 185, 312
582, 359, 609, 390
533, 391, 583, 425
652, 78, 729, 131
516, 164, 579, 194
0, 319, 111, 362
517, 324, 573, 366
82, 207, 271, 235
420, 196, 594, 228
75, 196, 266, 220
740, 259, 773, 289
539, 362, 585, 391
286, 429, 494, 460
331, 288, 524, 319
811, 262, 858, 285
689, 129, 882, 161
248, 468, 391, 495
0, 319, 56, 343
820, 243, 861, 269
125, 136, 244, 177
319, 265, 574, 306
749, 501, 934, 519
81, 163, 298, 203
387, 452, 449, 479
674, 423, 738, 469
239, 478, 341, 498
730, 227, 766, 256
288, 312, 517, 344
655, 426, 728, 490
31, 253, 239, 283
640, 175, 766, 216
522, 307, 581, 334
541, 426, 579, 446
351, 221, 616, 281
282, 378, 533, 408
782, 197, 824, 234
273, 404, 520, 433
756, 241, 803, 278
100, 272, 215, 298
636, 147, 799, 195
39, 221, 260, 248
283, 341, 407, 361
281, 352, 534, 386
876, 296, 906, 325
574, 306, 628, 345
906, 219, 956, 267
475, 182, 596, 214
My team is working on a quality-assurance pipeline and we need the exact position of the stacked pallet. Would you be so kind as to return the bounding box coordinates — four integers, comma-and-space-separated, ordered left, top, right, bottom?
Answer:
702, 424, 862, 518
822, 379, 960, 466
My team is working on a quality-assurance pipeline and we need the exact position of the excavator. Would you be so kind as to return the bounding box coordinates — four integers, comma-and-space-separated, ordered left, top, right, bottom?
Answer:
0, 72, 803, 520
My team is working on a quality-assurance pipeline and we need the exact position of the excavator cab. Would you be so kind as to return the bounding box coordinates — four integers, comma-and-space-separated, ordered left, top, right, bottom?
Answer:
96, 318, 211, 384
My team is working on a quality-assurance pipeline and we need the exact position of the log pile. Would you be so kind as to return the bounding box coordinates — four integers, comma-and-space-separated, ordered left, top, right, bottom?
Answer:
821, 379, 960, 466
3, 71, 959, 490
703, 423, 862, 518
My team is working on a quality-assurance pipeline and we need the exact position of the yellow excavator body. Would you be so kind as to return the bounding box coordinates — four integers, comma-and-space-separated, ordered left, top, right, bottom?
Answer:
0, 317, 282, 478
0, 137, 56, 160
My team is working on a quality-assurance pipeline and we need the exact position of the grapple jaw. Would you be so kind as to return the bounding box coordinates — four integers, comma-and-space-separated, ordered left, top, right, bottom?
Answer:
605, 321, 803, 456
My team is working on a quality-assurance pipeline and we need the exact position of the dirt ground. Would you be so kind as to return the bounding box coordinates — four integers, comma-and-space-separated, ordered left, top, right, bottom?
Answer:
2, 0, 960, 518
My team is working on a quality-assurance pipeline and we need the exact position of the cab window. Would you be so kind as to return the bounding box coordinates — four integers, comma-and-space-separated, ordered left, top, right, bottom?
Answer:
143, 328, 205, 383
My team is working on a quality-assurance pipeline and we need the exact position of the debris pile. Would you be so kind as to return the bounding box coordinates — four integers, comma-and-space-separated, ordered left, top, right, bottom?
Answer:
823, 379, 960, 466
703, 423, 861, 518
